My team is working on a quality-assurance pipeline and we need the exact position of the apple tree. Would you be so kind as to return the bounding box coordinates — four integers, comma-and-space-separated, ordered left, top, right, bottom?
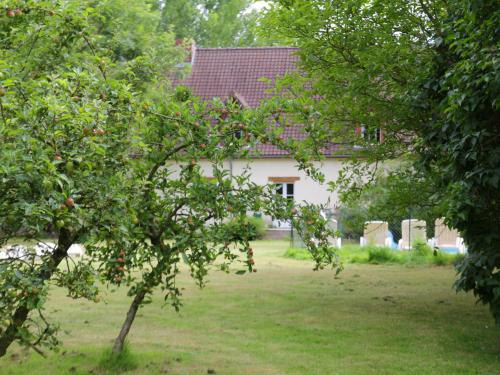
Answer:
0, 0, 181, 357
85, 90, 342, 355
0, 0, 341, 359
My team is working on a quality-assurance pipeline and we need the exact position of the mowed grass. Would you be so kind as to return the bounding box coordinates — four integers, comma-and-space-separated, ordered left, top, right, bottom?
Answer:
2, 241, 499, 375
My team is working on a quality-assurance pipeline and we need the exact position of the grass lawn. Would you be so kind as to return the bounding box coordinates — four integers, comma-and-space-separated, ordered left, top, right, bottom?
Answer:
2, 240, 499, 374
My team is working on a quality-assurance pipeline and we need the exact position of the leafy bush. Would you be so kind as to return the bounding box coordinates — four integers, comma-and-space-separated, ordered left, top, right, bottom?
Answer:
225, 216, 267, 241
250, 217, 268, 239
412, 240, 433, 257
406, 240, 433, 264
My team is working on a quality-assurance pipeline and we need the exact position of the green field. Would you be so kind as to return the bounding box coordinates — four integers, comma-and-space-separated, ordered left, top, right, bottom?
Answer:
2, 241, 499, 374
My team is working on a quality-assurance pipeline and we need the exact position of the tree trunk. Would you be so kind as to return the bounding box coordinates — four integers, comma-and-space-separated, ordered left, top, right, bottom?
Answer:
112, 238, 166, 356
112, 289, 147, 356
0, 306, 30, 357
0, 229, 73, 357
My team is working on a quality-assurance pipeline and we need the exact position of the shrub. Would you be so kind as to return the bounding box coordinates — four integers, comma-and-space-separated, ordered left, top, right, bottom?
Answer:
348, 254, 368, 263
337, 205, 366, 239
225, 216, 267, 241
338, 244, 369, 263
412, 240, 433, 257
249, 216, 267, 239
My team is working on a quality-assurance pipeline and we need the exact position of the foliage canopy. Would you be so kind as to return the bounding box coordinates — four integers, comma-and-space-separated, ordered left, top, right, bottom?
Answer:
0, 0, 340, 358
262, 0, 500, 321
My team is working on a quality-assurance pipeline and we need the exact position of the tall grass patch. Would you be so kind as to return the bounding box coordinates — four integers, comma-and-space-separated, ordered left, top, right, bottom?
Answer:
284, 242, 462, 267
98, 343, 138, 373
367, 246, 403, 264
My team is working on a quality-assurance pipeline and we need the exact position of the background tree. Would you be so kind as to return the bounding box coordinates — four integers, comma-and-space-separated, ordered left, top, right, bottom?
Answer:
196, 0, 261, 46
416, 1, 500, 322
339, 165, 444, 240
159, 0, 285, 47
160, 0, 199, 41
259, 0, 441, 191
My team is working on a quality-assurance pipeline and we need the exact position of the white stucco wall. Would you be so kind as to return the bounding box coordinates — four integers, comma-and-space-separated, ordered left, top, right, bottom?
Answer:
197, 158, 344, 222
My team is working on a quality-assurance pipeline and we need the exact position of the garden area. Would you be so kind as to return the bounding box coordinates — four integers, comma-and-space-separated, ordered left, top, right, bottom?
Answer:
2, 241, 499, 375
1, 1, 498, 373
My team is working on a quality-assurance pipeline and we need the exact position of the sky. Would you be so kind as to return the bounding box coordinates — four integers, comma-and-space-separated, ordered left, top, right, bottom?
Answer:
249, 1, 269, 12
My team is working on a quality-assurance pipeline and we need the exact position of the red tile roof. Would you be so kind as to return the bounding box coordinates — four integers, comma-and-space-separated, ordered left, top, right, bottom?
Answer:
177, 46, 348, 158
253, 126, 347, 158
182, 47, 300, 108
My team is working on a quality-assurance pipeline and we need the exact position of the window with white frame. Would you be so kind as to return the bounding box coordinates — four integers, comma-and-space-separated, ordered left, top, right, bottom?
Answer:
275, 182, 294, 201
360, 126, 382, 143
269, 177, 299, 229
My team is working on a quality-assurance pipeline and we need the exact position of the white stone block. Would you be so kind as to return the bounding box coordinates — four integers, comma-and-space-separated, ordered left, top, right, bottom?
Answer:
401, 219, 426, 249
68, 244, 85, 257
364, 221, 389, 247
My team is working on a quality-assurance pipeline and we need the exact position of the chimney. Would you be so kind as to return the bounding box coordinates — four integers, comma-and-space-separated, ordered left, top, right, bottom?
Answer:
190, 41, 196, 65
175, 39, 196, 65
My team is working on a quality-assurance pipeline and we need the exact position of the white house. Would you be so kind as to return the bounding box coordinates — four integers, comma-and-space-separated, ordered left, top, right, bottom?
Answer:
177, 46, 350, 229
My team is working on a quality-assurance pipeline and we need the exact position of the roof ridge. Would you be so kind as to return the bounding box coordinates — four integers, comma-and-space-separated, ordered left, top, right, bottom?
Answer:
195, 46, 299, 51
